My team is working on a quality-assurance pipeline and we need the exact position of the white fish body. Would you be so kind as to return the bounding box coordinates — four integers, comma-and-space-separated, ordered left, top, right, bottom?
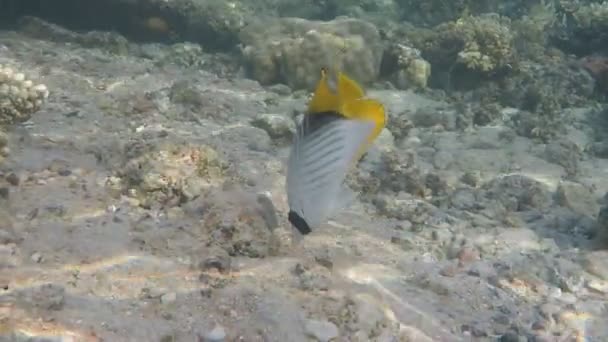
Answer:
286, 112, 375, 234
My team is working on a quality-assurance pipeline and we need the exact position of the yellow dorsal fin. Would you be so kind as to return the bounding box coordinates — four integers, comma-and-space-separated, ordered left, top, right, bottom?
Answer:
308, 68, 340, 114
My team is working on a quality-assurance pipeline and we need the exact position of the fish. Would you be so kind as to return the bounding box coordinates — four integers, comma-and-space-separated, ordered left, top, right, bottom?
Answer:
286, 68, 386, 235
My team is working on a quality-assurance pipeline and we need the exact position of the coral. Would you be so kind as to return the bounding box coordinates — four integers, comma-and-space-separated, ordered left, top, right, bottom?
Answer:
172, 0, 247, 51
417, 14, 515, 75
115, 142, 228, 208
572, 1, 608, 31
381, 44, 431, 89
0, 64, 49, 127
240, 17, 383, 89
453, 14, 515, 73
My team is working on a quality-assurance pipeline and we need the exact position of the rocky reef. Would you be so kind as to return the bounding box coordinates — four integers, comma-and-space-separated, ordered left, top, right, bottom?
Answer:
0, 0, 608, 341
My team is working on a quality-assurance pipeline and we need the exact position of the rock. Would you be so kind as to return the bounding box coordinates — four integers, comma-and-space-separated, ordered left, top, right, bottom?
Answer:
199, 251, 232, 273
202, 324, 226, 342
582, 250, 608, 280
19, 284, 65, 311
449, 188, 480, 211
499, 331, 526, 342
256, 191, 279, 230
586, 279, 608, 294
30, 252, 42, 263
543, 139, 580, 175
304, 319, 339, 342
160, 292, 177, 304
482, 174, 551, 211
250, 113, 295, 143
555, 181, 599, 218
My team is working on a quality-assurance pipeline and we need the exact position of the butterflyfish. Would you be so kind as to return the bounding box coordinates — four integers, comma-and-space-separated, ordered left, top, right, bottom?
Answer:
286, 68, 386, 235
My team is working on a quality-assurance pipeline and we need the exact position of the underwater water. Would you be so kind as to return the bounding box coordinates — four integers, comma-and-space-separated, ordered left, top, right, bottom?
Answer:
0, 0, 607, 341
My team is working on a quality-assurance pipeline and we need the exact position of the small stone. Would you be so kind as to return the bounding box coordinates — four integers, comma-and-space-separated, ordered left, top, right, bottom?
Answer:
199, 250, 231, 273
531, 320, 548, 331
439, 264, 458, 277
31, 252, 42, 263
250, 113, 295, 142
586, 279, 608, 294
202, 324, 226, 342
539, 303, 560, 321
304, 319, 339, 342
160, 292, 176, 304
457, 246, 480, 265
499, 331, 526, 342
5, 173, 19, 186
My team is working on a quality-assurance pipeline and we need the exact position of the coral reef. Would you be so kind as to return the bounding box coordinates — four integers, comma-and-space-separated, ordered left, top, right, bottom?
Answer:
240, 17, 383, 89
0, 64, 49, 127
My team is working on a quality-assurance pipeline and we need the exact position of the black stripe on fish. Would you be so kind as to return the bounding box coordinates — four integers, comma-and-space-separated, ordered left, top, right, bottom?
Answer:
288, 210, 312, 235
300, 111, 344, 138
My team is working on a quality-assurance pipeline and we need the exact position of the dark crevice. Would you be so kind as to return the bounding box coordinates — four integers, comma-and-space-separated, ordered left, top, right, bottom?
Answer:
0, 0, 238, 51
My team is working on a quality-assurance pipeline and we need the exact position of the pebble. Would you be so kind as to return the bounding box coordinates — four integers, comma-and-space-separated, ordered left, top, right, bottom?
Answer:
304, 319, 339, 342
439, 264, 458, 277
160, 292, 176, 304
30, 252, 42, 263
5, 172, 19, 186
202, 324, 226, 342
250, 113, 295, 142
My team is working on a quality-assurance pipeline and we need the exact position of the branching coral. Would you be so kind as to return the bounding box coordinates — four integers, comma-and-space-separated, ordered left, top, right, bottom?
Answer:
417, 14, 516, 75
453, 14, 515, 73
0, 64, 49, 126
